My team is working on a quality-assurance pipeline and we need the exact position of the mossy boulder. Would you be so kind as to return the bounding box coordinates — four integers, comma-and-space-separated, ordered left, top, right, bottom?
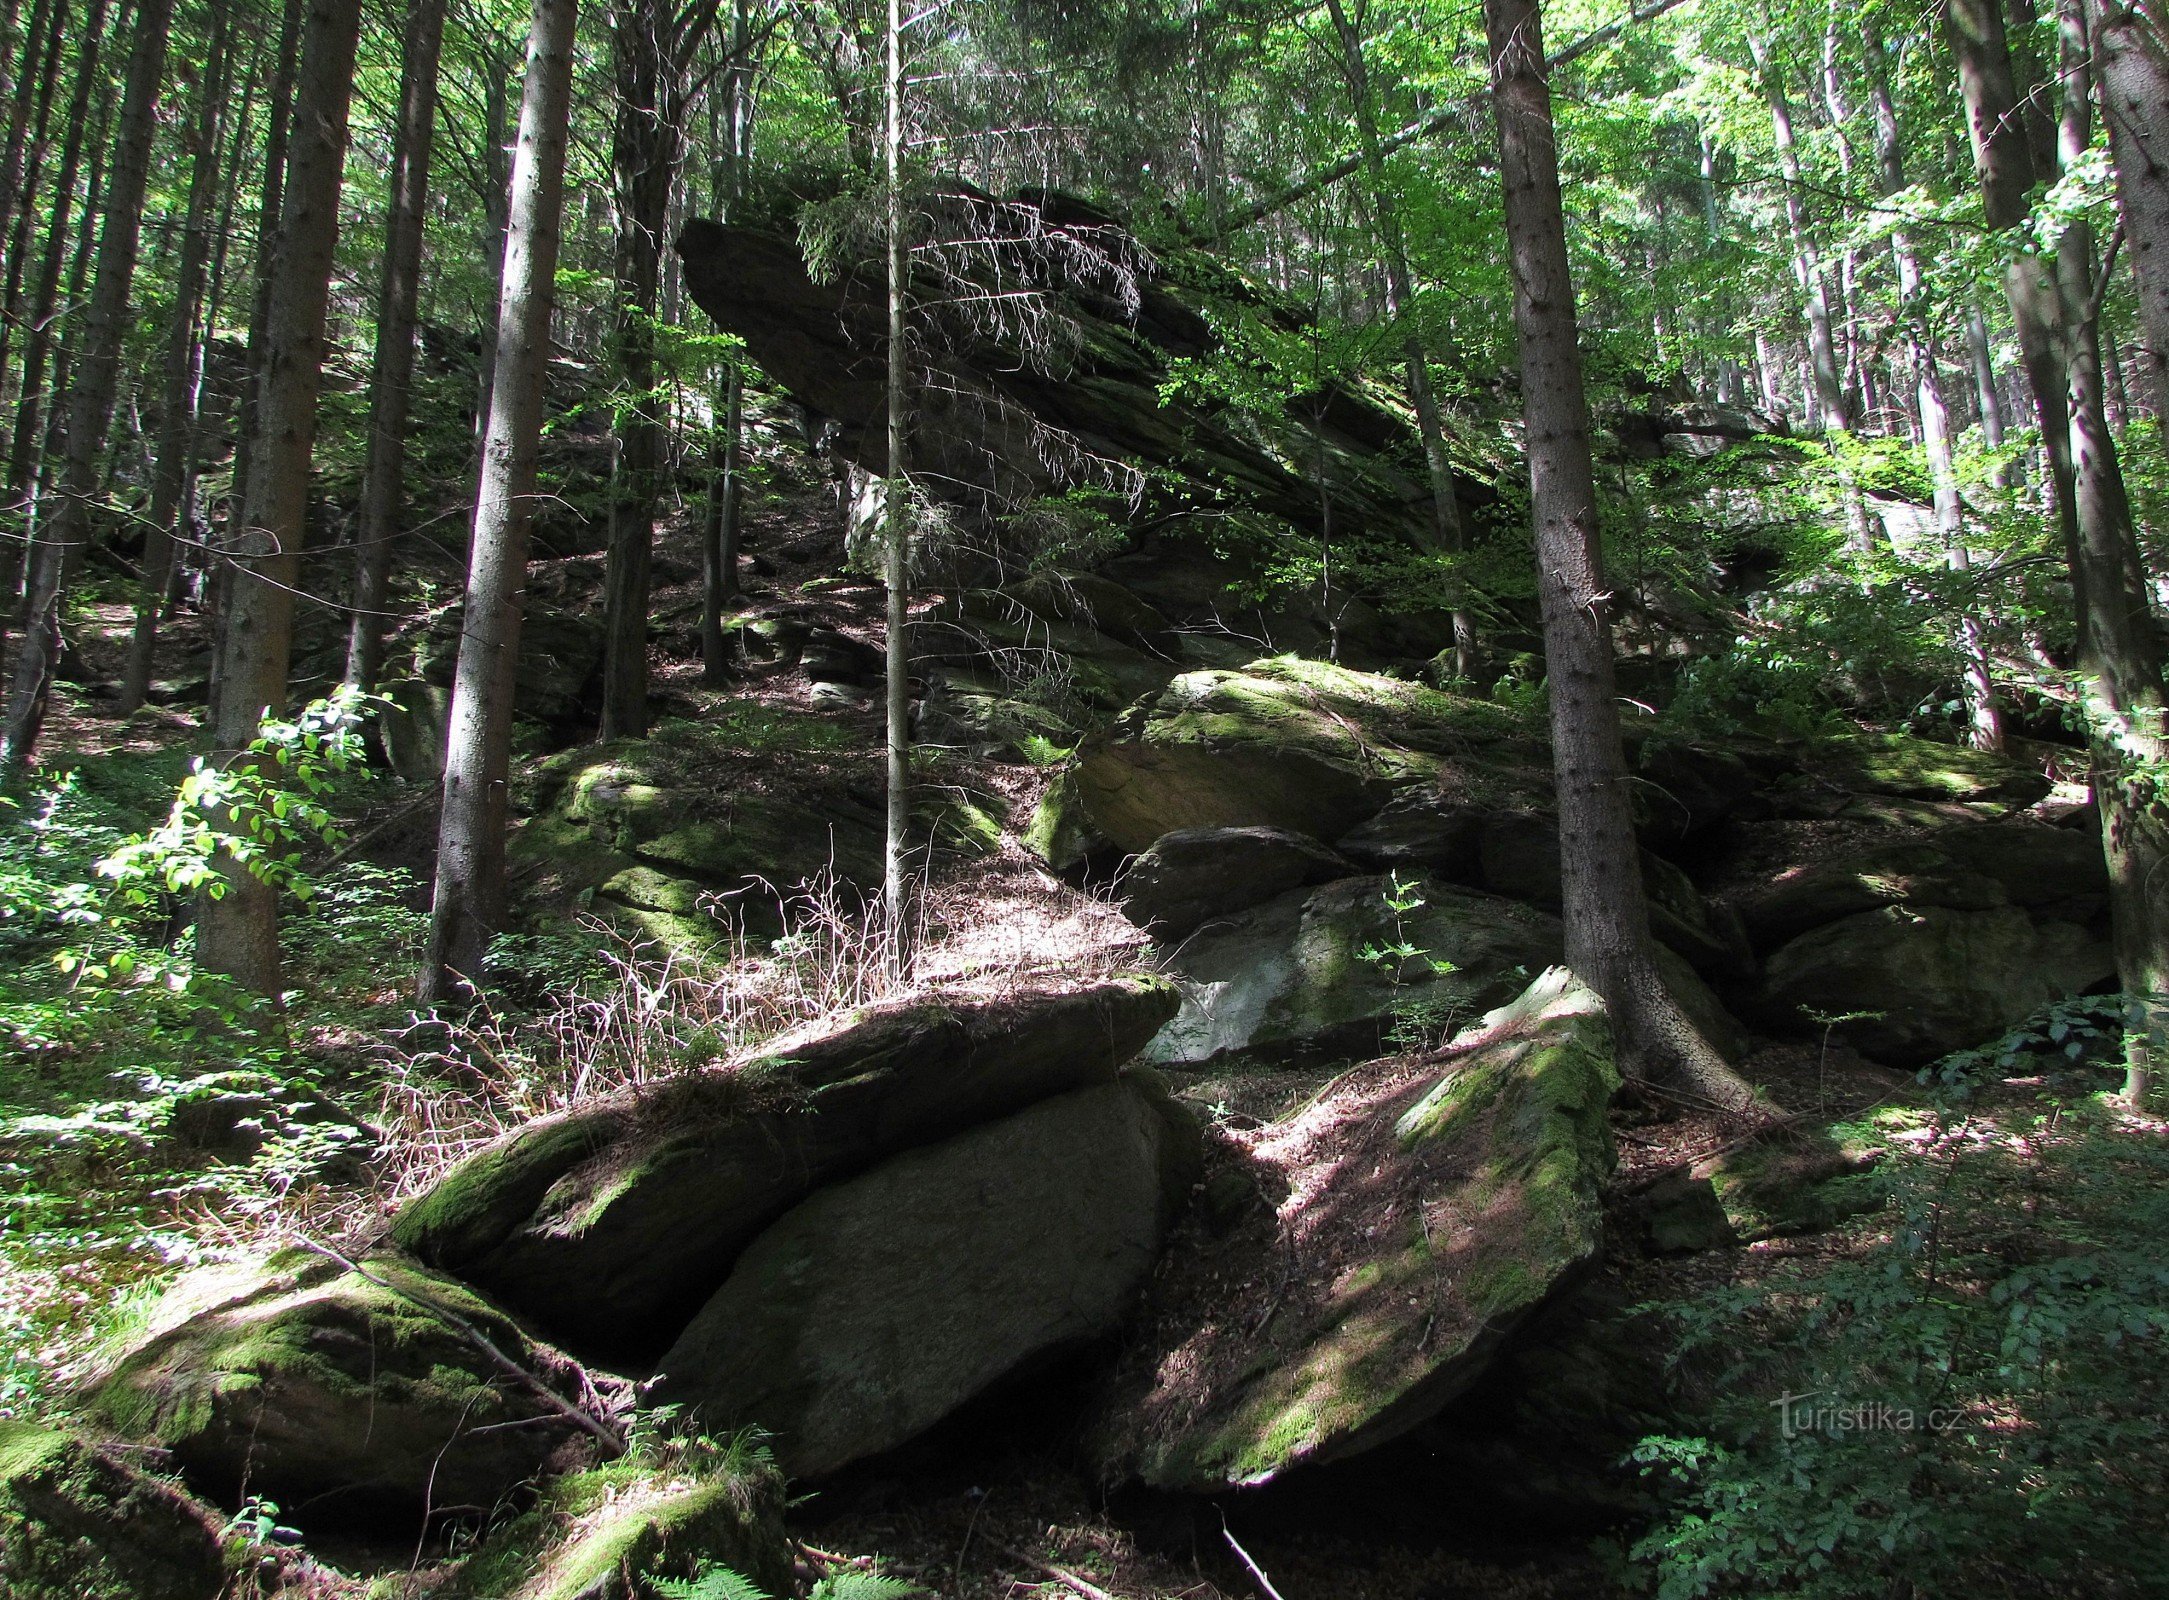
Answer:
1032, 657, 1532, 858
1093, 968, 1620, 1490
1742, 903, 2113, 1065
1812, 731, 2053, 805
394, 977, 1181, 1364
456, 1450, 792, 1600
648, 1075, 1201, 1477
89, 1250, 592, 1525
0, 1421, 227, 1600
1141, 873, 1746, 1066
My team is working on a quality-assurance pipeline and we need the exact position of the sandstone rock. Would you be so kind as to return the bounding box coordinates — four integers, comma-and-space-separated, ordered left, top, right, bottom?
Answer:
1744, 903, 2114, 1064
394, 978, 1180, 1362
0, 1422, 227, 1600
647, 1076, 1201, 1477
1142, 873, 1746, 1065
1117, 825, 1353, 939
1033, 657, 1533, 859
1094, 969, 1619, 1489
91, 1251, 591, 1524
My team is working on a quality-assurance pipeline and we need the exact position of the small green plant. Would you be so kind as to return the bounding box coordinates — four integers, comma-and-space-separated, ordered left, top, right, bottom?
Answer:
654, 1564, 922, 1600
1357, 872, 1462, 1052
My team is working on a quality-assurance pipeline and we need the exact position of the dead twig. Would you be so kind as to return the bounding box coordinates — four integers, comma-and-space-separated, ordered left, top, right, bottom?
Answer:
994, 1542, 1125, 1600
1219, 1515, 1288, 1600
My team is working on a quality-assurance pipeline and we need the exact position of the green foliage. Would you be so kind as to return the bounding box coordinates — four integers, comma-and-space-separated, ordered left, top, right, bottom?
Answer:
1624, 1003, 2169, 1598
655, 1567, 922, 1600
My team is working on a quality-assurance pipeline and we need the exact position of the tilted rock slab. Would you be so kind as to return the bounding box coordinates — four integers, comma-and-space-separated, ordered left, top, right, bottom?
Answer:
89, 1250, 592, 1524
647, 1074, 1201, 1477
1091, 968, 1620, 1490
393, 977, 1180, 1363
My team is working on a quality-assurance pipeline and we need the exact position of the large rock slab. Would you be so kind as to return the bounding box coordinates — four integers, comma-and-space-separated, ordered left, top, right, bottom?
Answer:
90, 1251, 591, 1525
0, 1422, 227, 1600
1142, 873, 1744, 1065
1091, 969, 1620, 1490
1736, 824, 2107, 948
647, 1076, 1202, 1477
394, 978, 1179, 1362
1743, 904, 2114, 1064
1117, 825, 1354, 939
1029, 658, 1540, 862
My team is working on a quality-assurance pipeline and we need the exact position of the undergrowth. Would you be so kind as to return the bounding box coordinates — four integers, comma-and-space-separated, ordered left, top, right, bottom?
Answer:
1623, 1005, 2169, 1599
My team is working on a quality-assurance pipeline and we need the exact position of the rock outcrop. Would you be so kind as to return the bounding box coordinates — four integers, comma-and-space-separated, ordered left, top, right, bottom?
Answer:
90, 1251, 593, 1524
1092, 968, 1620, 1490
649, 1074, 1201, 1476
394, 978, 1180, 1362
0, 1421, 228, 1600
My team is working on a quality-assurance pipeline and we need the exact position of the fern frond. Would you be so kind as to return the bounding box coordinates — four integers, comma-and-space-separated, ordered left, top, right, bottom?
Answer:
811, 1574, 924, 1600
650, 1565, 773, 1600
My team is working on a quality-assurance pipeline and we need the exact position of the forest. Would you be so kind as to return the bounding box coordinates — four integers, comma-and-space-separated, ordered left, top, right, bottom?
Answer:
1, 0, 2167, 1590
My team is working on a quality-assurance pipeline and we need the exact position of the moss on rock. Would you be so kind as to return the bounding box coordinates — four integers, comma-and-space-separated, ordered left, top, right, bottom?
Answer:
90, 1249, 593, 1526
0, 1421, 228, 1600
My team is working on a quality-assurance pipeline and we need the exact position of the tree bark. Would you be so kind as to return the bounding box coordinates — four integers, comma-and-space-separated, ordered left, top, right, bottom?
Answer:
882, 0, 911, 920
1949, 0, 2169, 1106
598, 0, 680, 740
701, 0, 752, 684
420, 0, 578, 1004
1485, 0, 1758, 1108
0, 0, 107, 657
343, 0, 447, 695
0, 0, 174, 777
194, 0, 363, 996
119, 0, 233, 714
2094, 0, 2169, 420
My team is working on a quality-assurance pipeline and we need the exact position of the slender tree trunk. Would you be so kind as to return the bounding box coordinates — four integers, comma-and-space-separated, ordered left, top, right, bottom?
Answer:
344, 0, 448, 693
0, 0, 106, 655
209, 0, 307, 735
701, 1, 752, 683
421, 0, 578, 1004
195, 0, 364, 995
118, 2, 232, 714
474, 39, 513, 436
0, 0, 54, 272
1324, 0, 1479, 678
1485, 0, 1757, 1108
882, 0, 911, 920
1950, 0, 2169, 1107
599, 0, 681, 740
0, 0, 62, 396
0, 0, 174, 777
2094, 0, 2169, 421
1865, 18, 2004, 749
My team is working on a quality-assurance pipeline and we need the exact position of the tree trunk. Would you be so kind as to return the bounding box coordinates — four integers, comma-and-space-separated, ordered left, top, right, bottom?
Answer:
0, 0, 174, 777
598, 0, 678, 741
421, 0, 578, 1004
0, 0, 106, 656
118, 0, 232, 714
194, 0, 363, 996
0, 0, 63, 395
882, 0, 911, 921
343, 0, 447, 694
701, 0, 752, 685
1485, 0, 1758, 1108
1865, 17, 2005, 750
209, 0, 307, 736
1949, 0, 2169, 1107
1324, 0, 1479, 679
2094, 0, 2169, 421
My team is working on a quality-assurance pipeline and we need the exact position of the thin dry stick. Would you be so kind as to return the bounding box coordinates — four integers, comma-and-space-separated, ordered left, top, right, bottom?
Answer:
1220, 1515, 1288, 1600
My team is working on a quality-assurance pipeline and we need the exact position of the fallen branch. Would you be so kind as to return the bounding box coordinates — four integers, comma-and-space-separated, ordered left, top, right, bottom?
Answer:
294, 1238, 626, 1454
994, 1542, 1124, 1600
